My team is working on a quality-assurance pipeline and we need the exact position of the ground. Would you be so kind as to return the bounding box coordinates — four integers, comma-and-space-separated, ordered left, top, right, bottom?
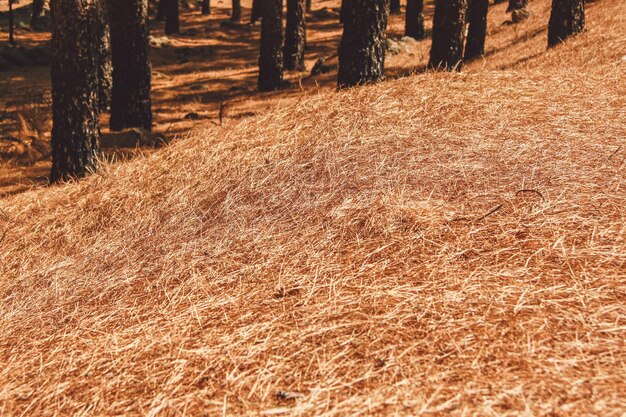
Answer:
0, 0, 625, 416
2, 0, 577, 196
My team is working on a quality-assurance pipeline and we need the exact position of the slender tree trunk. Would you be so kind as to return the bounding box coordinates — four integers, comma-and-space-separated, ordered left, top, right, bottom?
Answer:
202, 0, 210, 14
165, 0, 180, 34
428, 0, 467, 71
507, 0, 527, 12
405, 0, 424, 39
284, 0, 306, 71
258, 0, 284, 91
464, 0, 488, 61
251, 0, 262, 23
96, 4, 113, 112
108, 0, 152, 131
8, 0, 15, 45
231, 0, 241, 21
306, 0, 311, 12
548, 0, 584, 47
338, 0, 388, 88
390, 0, 401, 14
31, 0, 46, 29
156, 0, 166, 20
50, 0, 102, 182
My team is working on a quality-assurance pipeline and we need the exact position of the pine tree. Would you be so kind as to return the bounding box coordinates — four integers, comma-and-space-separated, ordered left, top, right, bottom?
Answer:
251, 0, 262, 23
8, 0, 15, 45
428, 0, 467, 71
464, 0, 488, 61
96, 2, 113, 112
284, 0, 306, 71
231, 0, 241, 22
165, 0, 180, 34
390, 0, 401, 14
202, 0, 211, 15
108, 0, 152, 131
548, 0, 584, 47
405, 0, 425, 40
50, 0, 103, 182
338, 0, 388, 88
258, 0, 284, 91
31, 0, 46, 29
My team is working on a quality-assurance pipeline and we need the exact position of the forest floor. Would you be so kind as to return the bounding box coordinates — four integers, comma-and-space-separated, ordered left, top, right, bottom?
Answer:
1, 0, 625, 416
1, 0, 576, 196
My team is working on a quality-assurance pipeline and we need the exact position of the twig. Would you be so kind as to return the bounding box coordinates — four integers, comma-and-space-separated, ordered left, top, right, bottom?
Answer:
516, 189, 545, 202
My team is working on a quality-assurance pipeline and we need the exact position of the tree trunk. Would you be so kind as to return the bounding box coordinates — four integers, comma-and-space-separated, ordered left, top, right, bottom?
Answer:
156, 0, 166, 20
31, 0, 46, 29
507, 0, 527, 12
96, 3, 113, 112
284, 0, 306, 71
251, 0, 262, 23
8, 0, 15, 45
340, 0, 347, 23
390, 0, 401, 14
202, 0, 210, 14
548, 0, 584, 47
258, 0, 284, 91
338, 0, 388, 88
108, 0, 153, 131
165, 0, 180, 34
50, 0, 102, 182
428, 0, 467, 71
306, 0, 311, 12
464, 0, 488, 61
405, 0, 424, 39
231, 0, 241, 21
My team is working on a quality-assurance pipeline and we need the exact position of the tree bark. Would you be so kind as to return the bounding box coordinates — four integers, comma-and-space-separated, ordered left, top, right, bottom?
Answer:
165, 0, 180, 34
405, 0, 424, 39
306, 0, 311, 12
548, 0, 584, 47
95, 1, 112, 112
31, 0, 46, 29
251, 0, 262, 23
338, 0, 388, 88
231, 0, 241, 21
156, 0, 166, 20
390, 0, 401, 14
428, 0, 467, 71
202, 0, 210, 14
464, 0, 488, 61
8, 0, 15, 45
284, 0, 306, 71
108, 0, 152, 131
50, 0, 102, 182
258, 0, 284, 91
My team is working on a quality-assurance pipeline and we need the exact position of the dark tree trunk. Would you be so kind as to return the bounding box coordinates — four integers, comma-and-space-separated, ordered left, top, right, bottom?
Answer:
165, 0, 180, 34
50, 0, 102, 182
340, 0, 347, 23
202, 0, 211, 14
8, 0, 15, 45
31, 0, 46, 29
507, 0, 527, 12
284, 0, 306, 71
548, 0, 584, 47
96, 2, 113, 112
306, 0, 311, 12
405, 0, 424, 39
108, 0, 152, 131
390, 0, 401, 14
338, 0, 388, 88
251, 0, 262, 23
231, 0, 241, 21
156, 0, 166, 20
258, 0, 284, 91
464, 0, 488, 60
428, 0, 467, 71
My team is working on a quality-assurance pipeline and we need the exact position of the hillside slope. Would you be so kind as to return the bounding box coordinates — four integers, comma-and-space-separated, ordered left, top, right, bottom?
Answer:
1, 1, 625, 416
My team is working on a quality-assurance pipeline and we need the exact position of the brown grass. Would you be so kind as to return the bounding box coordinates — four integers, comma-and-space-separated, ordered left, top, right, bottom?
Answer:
1, 0, 625, 415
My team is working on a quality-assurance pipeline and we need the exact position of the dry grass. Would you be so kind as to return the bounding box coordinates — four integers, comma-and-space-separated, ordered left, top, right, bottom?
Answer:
1, 0, 626, 416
